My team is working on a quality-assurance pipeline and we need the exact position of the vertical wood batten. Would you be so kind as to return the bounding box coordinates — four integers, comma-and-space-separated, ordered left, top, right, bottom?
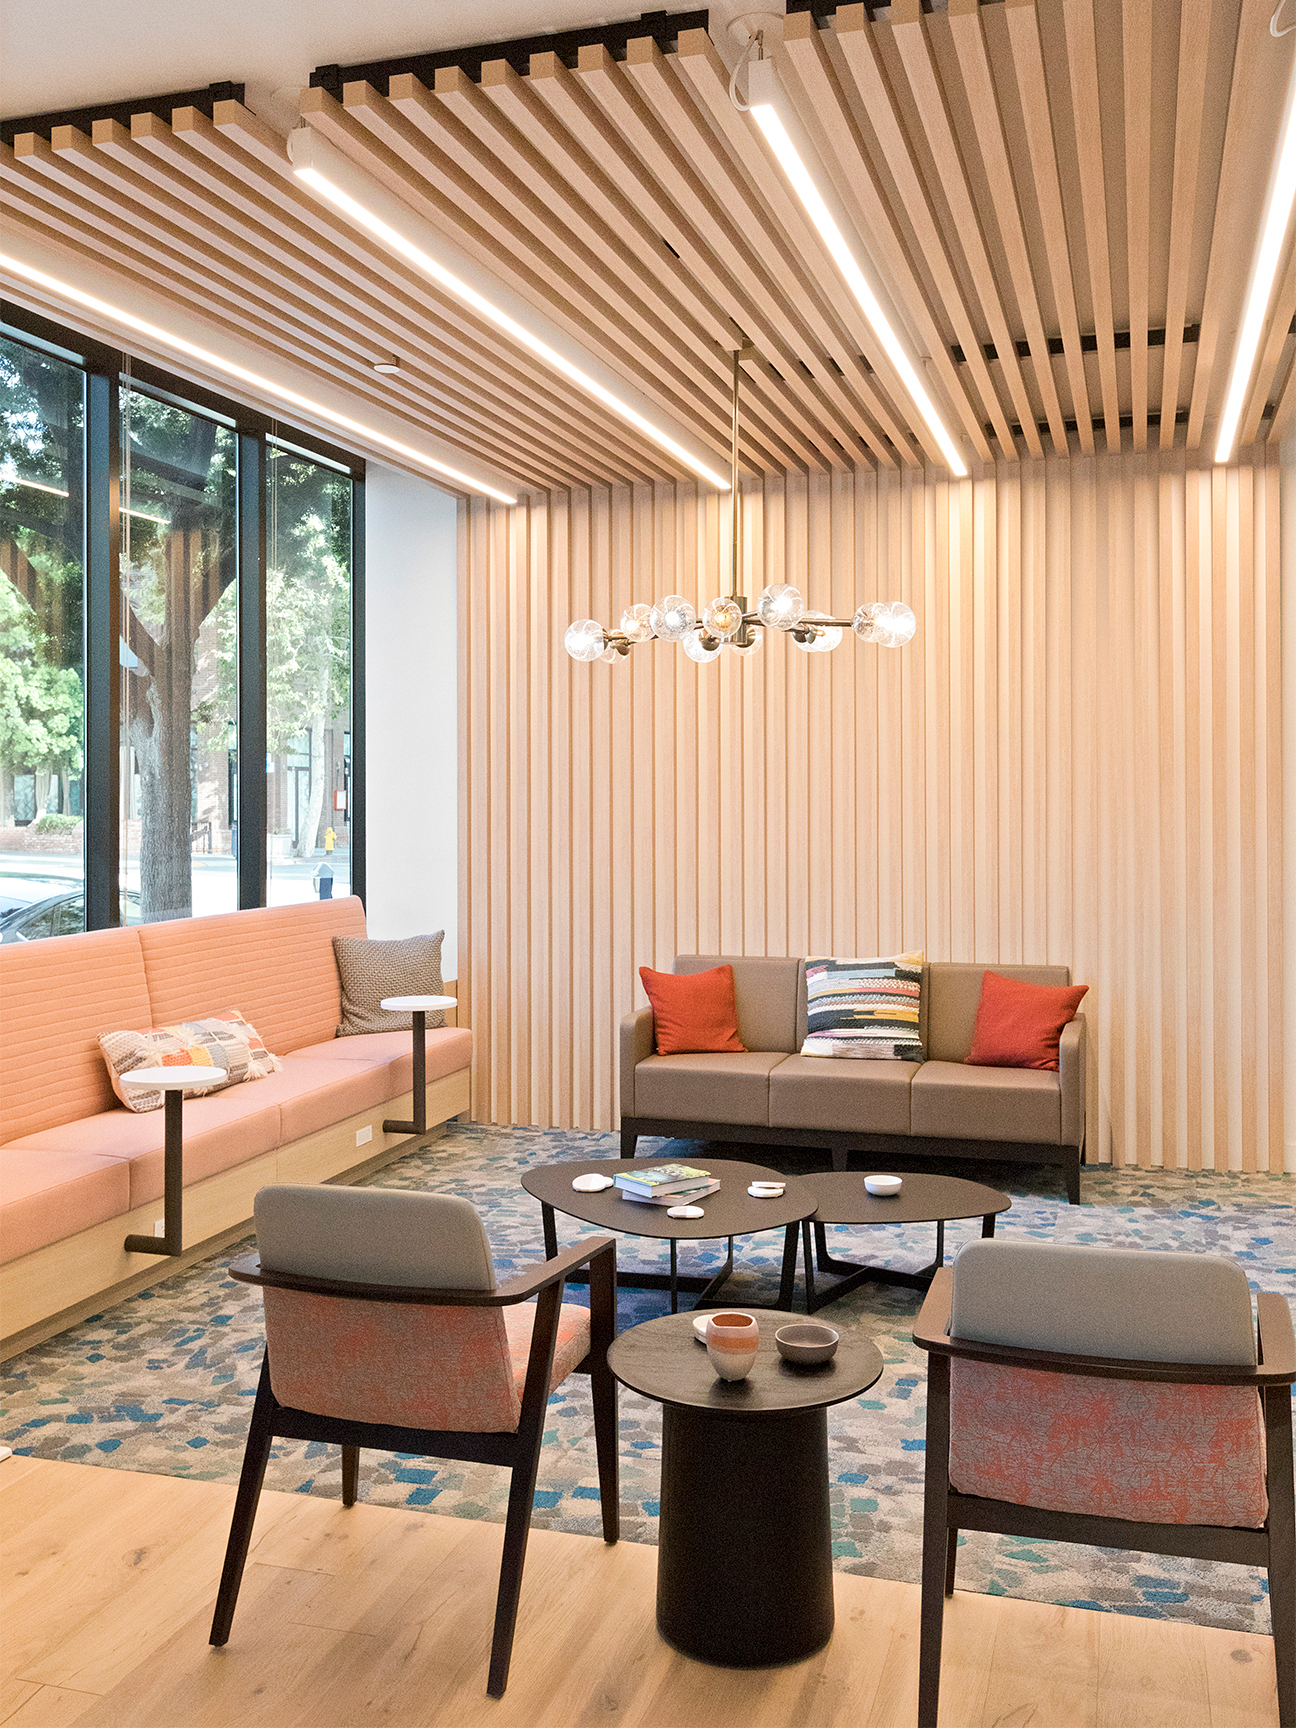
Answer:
459, 455, 1282, 1169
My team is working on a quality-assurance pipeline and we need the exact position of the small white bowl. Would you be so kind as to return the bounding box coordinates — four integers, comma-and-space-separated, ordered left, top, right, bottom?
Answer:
864, 1174, 903, 1197
775, 1322, 840, 1365
748, 1182, 785, 1198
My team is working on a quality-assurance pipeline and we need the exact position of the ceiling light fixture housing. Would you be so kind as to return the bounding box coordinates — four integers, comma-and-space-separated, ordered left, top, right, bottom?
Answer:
288, 127, 731, 493
746, 55, 969, 479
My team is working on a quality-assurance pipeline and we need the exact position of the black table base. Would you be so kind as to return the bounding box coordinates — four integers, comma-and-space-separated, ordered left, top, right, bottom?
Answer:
791, 1212, 998, 1313
383, 1009, 428, 1137
657, 1402, 834, 1665
124, 1088, 184, 1256
540, 1201, 800, 1313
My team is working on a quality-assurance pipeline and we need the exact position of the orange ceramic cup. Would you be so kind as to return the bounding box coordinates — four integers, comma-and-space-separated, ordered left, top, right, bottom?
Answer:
705, 1310, 760, 1381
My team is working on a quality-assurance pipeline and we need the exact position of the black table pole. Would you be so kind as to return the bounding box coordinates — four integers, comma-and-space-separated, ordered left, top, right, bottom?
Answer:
124, 1088, 184, 1256
383, 1009, 427, 1137
656, 1403, 834, 1665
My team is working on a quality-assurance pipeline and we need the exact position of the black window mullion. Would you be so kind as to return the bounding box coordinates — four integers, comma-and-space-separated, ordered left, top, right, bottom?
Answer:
83, 367, 120, 929
349, 472, 366, 908
237, 430, 267, 909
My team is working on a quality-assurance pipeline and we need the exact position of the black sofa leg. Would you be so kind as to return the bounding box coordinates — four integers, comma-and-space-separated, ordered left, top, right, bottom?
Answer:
1065, 1149, 1081, 1205
620, 1128, 637, 1160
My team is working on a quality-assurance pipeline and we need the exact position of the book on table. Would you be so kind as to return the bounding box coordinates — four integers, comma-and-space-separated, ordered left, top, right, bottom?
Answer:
613, 1163, 712, 1198
617, 1179, 721, 1206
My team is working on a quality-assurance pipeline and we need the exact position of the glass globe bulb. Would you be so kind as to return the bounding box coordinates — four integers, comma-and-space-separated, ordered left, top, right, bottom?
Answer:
682, 630, 722, 664
620, 602, 654, 643
599, 643, 622, 663
868, 599, 917, 648
852, 604, 882, 645
564, 618, 606, 662
793, 610, 842, 653
757, 582, 805, 629
649, 594, 697, 642
728, 630, 763, 658
702, 595, 744, 640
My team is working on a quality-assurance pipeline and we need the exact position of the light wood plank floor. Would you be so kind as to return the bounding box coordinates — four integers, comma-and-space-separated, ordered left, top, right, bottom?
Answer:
0, 1457, 1279, 1728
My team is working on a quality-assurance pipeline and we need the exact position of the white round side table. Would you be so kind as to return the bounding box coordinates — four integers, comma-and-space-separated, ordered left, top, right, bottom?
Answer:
120, 1065, 215, 1256
379, 996, 457, 1138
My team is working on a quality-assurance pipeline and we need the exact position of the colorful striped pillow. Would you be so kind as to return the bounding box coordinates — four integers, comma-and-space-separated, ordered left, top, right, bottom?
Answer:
801, 952, 925, 1061
100, 1009, 282, 1112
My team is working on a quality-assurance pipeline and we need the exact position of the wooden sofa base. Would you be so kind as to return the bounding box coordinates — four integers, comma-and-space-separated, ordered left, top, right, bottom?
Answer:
619, 1118, 1086, 1205
0, 1068, 471, 1361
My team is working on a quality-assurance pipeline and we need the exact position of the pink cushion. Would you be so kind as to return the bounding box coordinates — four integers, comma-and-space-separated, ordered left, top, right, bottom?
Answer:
138, 897, 367, 1056
285, 1027, 473, 1093
949, 1358, 1268, 1528
263, 1287, 590, 1432
0, 926, 153, 1143
0, 1150, 133, 1263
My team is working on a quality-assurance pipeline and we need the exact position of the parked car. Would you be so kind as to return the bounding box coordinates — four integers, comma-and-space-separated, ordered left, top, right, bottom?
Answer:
0, 890, 142, 942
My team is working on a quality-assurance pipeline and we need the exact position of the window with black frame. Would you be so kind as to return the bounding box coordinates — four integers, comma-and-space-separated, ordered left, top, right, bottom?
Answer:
0, 310, 363, 940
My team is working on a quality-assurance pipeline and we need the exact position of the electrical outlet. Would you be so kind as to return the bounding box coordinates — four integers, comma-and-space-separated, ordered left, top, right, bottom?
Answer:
356, 1124, 373, 1147
154, 1218, 166, 1237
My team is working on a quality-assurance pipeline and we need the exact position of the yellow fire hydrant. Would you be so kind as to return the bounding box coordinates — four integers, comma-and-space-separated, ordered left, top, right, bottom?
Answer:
324, 827, 336, 853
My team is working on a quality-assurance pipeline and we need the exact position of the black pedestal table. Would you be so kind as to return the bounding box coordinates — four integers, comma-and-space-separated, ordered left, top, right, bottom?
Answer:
121, 1065, 214, 1257
608, 1309, 883, 1665
379, 994, 457, 1137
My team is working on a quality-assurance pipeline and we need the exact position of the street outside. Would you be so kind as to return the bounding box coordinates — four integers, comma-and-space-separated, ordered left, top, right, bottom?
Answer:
0, 849, 350, 922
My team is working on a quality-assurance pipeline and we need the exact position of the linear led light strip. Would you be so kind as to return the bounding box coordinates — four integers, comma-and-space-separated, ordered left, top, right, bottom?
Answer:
0, 254, 518, 503
748, 99, 968, 479
292, 164, 732, 493
4, 471, 166, 523
1215, 72, 1296, 463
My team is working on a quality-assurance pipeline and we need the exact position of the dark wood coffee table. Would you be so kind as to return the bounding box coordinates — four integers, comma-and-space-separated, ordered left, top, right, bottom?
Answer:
608, 1309, 883, 1666
521, 1158, 817, 1313
788, 1172, 1011, 1311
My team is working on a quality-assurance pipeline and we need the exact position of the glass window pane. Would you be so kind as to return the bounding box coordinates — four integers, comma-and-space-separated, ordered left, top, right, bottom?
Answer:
265, 446, 352, 906
120, 387, 237, 924
0, 336, 86, 943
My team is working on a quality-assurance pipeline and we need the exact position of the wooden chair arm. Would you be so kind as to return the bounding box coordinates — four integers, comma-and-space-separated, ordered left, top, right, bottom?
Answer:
228, 1236, 618, 1307
1257, 1292, 1296, 1377
913, 1265, 1288, 1386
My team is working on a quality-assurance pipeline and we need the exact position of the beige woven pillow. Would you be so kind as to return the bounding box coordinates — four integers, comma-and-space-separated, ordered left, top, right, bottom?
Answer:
332, 931, 446, 1036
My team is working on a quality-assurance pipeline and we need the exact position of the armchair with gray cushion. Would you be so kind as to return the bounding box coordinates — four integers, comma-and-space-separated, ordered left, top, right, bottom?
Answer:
913, 1241, 1294, 1726
619, 956, 1087, 1201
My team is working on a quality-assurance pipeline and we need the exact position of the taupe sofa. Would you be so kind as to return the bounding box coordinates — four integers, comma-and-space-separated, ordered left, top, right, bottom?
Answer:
619, 957, 1087, 1203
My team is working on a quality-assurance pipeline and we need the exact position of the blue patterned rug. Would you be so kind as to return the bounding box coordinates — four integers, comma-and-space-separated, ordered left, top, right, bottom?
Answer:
2, 1123, 1291, 1636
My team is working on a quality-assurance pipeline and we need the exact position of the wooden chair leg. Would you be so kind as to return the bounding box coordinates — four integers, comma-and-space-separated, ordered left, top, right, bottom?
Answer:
944, 1529, 958, 1597
210, 1354, 276, 1647
1265, 1386, 1295, 1727
590, 1362, 620, 1544
341, 1445, 360, 1508
918, 1354, 951, 1728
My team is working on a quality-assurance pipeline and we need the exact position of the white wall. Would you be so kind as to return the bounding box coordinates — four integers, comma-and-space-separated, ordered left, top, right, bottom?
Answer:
364, 462, 459, 977
1283, 436, 1296, 1172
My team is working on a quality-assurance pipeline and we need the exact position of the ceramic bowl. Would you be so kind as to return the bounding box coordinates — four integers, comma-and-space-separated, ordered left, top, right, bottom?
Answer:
864, 1173, 903, 1196
693, 1309, 755, 1342
775, 1322, 840, 1365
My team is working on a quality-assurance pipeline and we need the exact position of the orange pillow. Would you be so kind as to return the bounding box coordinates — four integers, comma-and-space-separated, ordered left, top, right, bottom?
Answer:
639, 965, 746, 1055
966, 972, 1088, 1071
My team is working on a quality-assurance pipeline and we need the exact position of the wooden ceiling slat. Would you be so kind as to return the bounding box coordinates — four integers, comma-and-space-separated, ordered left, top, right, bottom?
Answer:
1060, 0, 1121, 452
611, 37, 902, 469
1157, 0, 1212, 451
1003, 0, 1094, 453
1185, 3, 1295, 452
944, 0, 1068, 454
885, 1, 1038, 459
1240, 244, 1296, 448
785, 10, 1004, 462
560, 44, 900, 468
668, 30, 930, 467
1121, 0, 1153, 453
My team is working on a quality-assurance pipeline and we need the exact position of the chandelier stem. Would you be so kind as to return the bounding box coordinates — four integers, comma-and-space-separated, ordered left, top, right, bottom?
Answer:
730, 347, 741, 600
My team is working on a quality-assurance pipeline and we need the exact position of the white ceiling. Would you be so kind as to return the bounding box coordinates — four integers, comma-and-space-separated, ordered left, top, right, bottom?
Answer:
0, 0, 717, 124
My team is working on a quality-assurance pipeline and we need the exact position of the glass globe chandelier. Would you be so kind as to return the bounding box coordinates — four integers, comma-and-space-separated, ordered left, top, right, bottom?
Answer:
564, 347, 917, 667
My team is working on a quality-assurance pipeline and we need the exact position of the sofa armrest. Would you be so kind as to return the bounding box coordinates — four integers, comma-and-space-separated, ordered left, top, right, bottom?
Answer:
1059, 1014, 1086, 1148
620, 1008, 655, 1119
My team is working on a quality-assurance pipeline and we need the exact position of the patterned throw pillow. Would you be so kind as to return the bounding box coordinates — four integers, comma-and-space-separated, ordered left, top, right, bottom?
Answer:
332, 931, 446, 1036
800, 952, 925, 1061
100, 1010, 283, 1112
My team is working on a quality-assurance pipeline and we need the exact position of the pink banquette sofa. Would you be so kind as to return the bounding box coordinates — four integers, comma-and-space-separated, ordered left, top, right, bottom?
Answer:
0, 896, 472, 1358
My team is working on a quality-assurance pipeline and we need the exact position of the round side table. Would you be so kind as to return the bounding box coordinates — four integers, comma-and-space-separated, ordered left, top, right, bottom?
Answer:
379, 994, 457, 1137
120, 1065, 215, 1257
607, 1309, 883, 1666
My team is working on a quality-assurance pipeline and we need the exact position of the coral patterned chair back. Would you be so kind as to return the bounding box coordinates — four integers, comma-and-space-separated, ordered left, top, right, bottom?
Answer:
253, 1185, 524, 1433
947, 1241, 1267, 1529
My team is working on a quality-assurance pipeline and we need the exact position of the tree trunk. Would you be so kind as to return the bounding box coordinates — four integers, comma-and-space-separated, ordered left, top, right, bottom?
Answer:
294, 712, 328, 859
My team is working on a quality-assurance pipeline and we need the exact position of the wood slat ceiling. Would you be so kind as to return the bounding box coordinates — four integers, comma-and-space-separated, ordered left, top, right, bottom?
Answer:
3, 0, 1293, 491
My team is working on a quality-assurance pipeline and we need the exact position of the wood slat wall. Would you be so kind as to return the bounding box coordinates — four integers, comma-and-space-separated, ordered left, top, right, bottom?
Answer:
459, 449, 1283, 1172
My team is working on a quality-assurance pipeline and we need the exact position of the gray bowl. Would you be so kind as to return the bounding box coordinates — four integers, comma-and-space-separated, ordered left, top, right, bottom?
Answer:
775, 1322, 840, 1366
